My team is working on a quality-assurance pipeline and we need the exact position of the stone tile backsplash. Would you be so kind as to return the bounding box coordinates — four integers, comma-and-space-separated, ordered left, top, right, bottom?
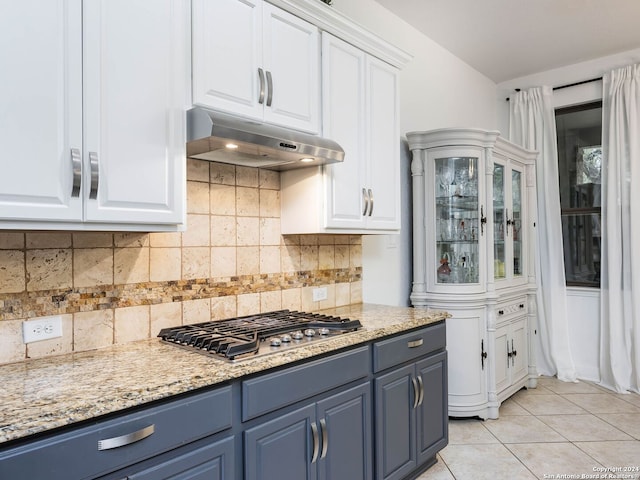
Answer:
0, 161, 362, 365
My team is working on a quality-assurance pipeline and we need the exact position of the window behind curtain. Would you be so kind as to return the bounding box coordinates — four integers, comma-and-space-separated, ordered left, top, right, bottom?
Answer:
555, 101, 602, 288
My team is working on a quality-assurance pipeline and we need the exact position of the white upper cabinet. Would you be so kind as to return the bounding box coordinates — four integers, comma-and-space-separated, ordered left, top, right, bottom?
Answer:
0, 0, 188, 231
192, 0, 320, 134
280, 33, 400, 234
0, 1, 83, 222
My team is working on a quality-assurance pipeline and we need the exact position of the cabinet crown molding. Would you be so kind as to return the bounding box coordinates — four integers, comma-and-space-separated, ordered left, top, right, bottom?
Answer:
268, 0, 412, 68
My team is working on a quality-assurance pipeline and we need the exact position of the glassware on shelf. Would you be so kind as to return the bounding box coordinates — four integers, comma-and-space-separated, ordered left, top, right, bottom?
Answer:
437, 164, 454, 197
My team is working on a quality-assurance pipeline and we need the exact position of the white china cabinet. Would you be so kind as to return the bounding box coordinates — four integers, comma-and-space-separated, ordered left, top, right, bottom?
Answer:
0, 0, 188, 231
407, 128, 538, 419
192, 0, 320, 134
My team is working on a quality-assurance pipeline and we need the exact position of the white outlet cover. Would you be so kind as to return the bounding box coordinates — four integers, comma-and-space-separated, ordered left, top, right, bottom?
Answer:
23, 316, 63, 344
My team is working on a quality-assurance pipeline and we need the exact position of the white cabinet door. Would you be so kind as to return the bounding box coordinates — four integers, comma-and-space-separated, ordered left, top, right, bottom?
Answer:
82, 0, 187, 225
0, 0, 83, 222
366, 56, 400, 230
192, 0, 262, 120
262, 3, 319, 133
321, 33, 367, 230
510, 317, 528, 384
192, 0, 319, 134
494, 323, 510, 394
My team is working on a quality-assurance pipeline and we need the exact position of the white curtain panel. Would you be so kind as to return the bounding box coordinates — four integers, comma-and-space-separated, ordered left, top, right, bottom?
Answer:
509, 86, 577, 382
600, 63, 640, 394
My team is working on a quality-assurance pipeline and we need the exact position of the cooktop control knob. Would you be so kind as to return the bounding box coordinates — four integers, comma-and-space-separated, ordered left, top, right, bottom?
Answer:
292, 331, 304, 340
304, 329, 316, 337
281, 334, 292, 343
318, 327, 330, 336
270, 337, 282, 347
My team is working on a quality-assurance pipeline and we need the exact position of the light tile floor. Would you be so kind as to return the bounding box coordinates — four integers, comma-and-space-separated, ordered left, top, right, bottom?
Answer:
417, 376, 640, 480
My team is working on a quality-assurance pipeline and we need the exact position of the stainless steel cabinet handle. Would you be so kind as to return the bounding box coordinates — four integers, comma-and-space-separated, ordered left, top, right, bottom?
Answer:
319, 418, 328, 459
258, 68, 265, 105
362, 188, 369, 216
411, 376, 419, 409
98, 424, 154, 451
310, 421, 319, 463
367, 188, 374, 216
266, 70, 273, 107
417, 375, 424, 407
408, 339, 423, 348
89, 151, 99, 200
71, 148, 82, 197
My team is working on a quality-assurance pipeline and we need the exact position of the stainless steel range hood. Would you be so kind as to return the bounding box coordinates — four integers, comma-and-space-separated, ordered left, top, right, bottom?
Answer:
186, 107, 345, 171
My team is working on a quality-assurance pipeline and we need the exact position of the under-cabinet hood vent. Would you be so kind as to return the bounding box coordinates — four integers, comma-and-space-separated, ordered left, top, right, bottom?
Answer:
186, 108, 345, 171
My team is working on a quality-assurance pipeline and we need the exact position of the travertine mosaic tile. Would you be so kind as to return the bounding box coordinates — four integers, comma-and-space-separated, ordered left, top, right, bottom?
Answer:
0, 250, 25, 294
187, 180, 210, 214
26, 249, 72, 291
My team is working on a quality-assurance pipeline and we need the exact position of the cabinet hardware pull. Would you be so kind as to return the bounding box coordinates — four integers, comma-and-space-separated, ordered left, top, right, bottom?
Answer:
71, 148, 82, 198
367, 188, 374, 216
362, 188, 369, 216
480, 206, 487, 235
407, 339, 423, 348
411, 377, 419, 409
266, 70, 273, 107
258, 68, 265, 105
519, 304, 525, 309
98, 424, 154, 451
319, 418, 328, 459
417, 375, 424, 407
511, 339, 517, 366
310, 421, 319, 463
498, 310, 504, 316
505, 209, 512, 236
481, 339, 487, 369
89, 152, 99, 200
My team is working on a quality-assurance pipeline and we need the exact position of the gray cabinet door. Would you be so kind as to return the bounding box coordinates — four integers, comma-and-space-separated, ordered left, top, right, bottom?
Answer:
128, 436, 235, 480
244, 404, 317, 480
416, 352, 448, 466
374, 364, 417, 480
317, 382, 372, 480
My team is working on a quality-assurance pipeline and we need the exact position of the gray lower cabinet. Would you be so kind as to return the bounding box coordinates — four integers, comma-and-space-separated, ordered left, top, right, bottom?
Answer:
125, 436, 235, 480
373, 325, 448, 480
0, 323, 446, 480
0, 386, 233, 480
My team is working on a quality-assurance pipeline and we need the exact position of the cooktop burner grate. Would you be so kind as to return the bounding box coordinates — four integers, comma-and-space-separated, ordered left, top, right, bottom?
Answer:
158, 310, 362, 361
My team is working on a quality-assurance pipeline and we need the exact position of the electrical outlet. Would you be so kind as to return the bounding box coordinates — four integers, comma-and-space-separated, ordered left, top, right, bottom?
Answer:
312, 287, 328, 302
23, 316, 63, 343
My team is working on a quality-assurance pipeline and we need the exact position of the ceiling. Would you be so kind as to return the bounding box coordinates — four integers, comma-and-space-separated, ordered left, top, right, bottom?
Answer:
374, 0, 640, 83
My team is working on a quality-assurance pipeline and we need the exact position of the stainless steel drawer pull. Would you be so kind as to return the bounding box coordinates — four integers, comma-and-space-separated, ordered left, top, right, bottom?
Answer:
411, 377, 419, 409
266, 70, 273, 107
407, 339, 423, 348
98, 424, 155, 451
258, 68, 265, 105
71, 148, 82, 197
362, 188, 369, 216
417, 375, 424, 407
319, 418, 328, 459
89, 151, 99, 200
310, 421, 319, 463
367, 188, 374, 216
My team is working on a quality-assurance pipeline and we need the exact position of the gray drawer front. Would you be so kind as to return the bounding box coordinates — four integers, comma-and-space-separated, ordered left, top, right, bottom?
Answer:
372, 322, 446, 373
242, 346, 369, 421
0, 386, 232, 480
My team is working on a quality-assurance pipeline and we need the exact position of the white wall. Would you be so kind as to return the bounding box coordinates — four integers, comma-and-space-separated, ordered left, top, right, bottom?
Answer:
333, 0, 499, 306
495, 47, 640, 381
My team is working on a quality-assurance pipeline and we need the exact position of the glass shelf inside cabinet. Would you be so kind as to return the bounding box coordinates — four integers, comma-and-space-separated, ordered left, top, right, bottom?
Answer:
435, 156, 479, 284
493, 164, 506, 279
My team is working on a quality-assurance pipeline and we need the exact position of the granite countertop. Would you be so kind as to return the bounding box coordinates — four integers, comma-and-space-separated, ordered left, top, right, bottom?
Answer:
0, 303, 448, 445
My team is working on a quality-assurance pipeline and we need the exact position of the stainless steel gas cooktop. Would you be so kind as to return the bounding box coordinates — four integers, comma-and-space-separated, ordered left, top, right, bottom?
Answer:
158, 310, 362, 361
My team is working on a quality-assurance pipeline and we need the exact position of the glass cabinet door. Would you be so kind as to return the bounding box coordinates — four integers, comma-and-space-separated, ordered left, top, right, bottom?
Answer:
493, 164, 506, 279
435, 157, 479, 284
511, 169, 523, 278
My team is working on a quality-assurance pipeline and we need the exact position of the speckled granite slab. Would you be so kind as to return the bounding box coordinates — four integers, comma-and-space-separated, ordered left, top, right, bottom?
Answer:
0, 304, 447, 444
